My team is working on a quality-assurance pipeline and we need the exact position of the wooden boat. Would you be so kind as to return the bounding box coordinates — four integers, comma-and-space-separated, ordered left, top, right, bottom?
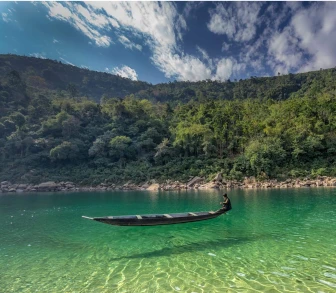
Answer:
82, 207, 231, 226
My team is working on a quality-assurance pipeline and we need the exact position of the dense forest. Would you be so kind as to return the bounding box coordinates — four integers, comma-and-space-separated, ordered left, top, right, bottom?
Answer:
0, 54, 336, 185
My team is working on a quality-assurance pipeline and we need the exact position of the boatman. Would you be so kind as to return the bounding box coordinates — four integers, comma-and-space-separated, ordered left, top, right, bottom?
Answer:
220, 193, 232, 210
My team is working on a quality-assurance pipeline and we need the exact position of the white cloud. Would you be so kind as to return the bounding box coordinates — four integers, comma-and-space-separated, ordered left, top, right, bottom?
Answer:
30, 53, 46, 59
53, 38, 59, 43
183, 2, 204, 18
2, 12, 10, 22
37, 1, 335, 80
91, 2, 242, 81
118, 35, 142, 51
95, 35, 111, 47
292, 3, 336, 72
196, 46, 213, 68
153, 49, 212, 81
109, 18, 119, 28
112, 65, 138, 81
267, 2, 336, 74
42, 2, 112, 47
208, 2, 262, 42
2, 7, 16, 23
41, 2, 245, 81
215, 58, 246, 81
74, 3, 109, 29
215, 59, 234, 81
60, 57, 74, 66
267, 28, 302, 74
45, 2, 73, 22
222, 43, 230, 52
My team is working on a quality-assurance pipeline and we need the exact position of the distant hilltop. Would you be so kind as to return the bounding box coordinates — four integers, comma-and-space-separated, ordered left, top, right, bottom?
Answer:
1, 54, 336, 103
0, 54, 150, 102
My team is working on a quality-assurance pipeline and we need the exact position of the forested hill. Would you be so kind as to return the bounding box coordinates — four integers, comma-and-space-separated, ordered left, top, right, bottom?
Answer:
1, 54, 336, 104
0, 54, 150, 102
1, 54, 336, 185
137, 67, 336, 103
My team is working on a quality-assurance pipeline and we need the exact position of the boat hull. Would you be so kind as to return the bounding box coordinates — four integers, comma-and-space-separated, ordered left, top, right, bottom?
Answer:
84, 208, 230, 226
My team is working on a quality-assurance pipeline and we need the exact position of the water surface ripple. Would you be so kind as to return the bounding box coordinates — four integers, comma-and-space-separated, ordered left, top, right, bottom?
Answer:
0, 188, 335, 292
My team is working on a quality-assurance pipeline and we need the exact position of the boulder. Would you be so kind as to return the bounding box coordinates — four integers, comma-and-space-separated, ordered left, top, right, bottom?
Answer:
302, 181, 311, 187
147, 183, 160, 191
141, 182, 150, 189
214, 173, 222, 182
199, 182, 219, 189
187, 176, 203, 187
163, 185, 174, 191
243, 177, 256, 185
38, 181, 58, 191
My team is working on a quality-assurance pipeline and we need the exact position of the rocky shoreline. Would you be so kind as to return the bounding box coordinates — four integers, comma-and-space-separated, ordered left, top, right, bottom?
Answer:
1, 174, 336, 193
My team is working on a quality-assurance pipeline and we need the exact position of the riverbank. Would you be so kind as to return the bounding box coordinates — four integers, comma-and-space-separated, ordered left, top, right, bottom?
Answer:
1, 174, 336, 193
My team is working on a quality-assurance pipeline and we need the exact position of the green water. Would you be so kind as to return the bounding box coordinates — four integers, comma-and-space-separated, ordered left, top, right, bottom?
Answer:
0, 189, 335, 293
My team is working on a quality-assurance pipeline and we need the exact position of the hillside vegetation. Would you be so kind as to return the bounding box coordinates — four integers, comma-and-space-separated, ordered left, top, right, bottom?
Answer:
0, 54, 336, 184
0, 54, 150, 102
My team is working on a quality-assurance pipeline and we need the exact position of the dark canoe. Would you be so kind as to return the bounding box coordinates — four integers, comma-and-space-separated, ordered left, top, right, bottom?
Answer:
82, 207, 231, 226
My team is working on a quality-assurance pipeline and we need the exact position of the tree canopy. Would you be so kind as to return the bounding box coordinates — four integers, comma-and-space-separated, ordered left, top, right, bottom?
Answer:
1, 54, 336, 184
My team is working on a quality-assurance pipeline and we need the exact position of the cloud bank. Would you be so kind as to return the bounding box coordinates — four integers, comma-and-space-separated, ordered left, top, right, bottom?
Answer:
39, 2, 336, 81
41, 2, 240, 82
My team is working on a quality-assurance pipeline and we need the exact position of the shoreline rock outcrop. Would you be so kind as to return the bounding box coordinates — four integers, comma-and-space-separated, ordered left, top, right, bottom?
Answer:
1, 176, 336, 194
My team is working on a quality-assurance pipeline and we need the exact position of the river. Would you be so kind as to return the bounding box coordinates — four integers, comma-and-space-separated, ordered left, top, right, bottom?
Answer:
0, 188, 335, 292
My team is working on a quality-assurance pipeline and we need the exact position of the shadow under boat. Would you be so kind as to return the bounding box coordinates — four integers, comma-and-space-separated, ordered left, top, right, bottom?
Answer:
108, 233, 268, 261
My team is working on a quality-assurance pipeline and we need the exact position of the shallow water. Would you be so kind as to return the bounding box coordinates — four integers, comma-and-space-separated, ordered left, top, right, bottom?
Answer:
0, 188, 335, 292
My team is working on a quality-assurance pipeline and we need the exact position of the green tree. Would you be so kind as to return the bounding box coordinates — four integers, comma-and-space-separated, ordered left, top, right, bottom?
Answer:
50, 141, 80, 161
10, 112, 26, 129
62, 116, 81, 138
109, 136, 132, 160
245, 137, 286, 177
67, 83, 78, 97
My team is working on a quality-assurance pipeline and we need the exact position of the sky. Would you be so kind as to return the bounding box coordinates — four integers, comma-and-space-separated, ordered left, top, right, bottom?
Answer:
1, 1, 336, 84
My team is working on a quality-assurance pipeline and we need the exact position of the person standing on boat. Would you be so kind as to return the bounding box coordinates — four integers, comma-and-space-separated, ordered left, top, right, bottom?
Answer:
220, 194, 231, 210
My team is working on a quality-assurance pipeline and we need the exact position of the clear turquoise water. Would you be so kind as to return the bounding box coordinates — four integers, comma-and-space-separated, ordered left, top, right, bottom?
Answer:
0, 188, 335, 292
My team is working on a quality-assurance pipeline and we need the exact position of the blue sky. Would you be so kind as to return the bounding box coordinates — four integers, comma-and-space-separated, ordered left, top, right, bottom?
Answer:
1, 1, 336, 84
